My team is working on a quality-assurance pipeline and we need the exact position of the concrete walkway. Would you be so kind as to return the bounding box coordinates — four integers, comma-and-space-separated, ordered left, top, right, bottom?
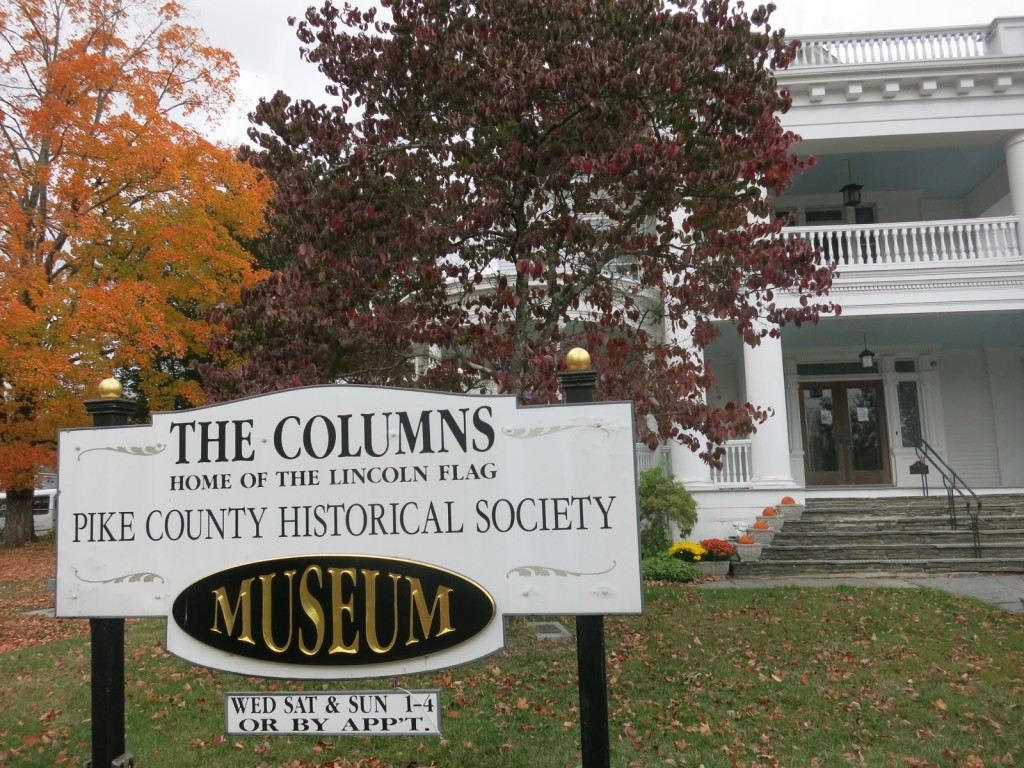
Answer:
697, 572, 1024, 614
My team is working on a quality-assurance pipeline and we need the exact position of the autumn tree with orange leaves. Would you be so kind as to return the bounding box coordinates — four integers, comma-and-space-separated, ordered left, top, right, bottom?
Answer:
0, 0, 270, 547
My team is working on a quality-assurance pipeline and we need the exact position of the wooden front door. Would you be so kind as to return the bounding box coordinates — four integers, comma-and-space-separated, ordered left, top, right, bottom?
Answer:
800, 381, 892, 486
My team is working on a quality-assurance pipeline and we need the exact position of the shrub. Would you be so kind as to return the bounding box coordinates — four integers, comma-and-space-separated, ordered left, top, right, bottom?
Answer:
637, 466, 697, 558
642, 553, 698, 582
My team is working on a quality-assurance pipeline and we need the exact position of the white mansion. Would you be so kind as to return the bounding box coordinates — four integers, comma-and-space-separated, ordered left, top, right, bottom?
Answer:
665, 17, 1024, 541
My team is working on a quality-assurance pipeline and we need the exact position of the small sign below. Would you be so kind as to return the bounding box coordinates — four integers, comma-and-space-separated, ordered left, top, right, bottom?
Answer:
225, 690, 441, 737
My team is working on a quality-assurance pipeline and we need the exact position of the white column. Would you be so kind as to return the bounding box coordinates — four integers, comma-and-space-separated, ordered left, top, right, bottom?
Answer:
742, 329, 797, 488
784, 367, 806, 486
917, 353, 947, 457
668, 437, 713, 488
1005, 132, 1024, 250
665, 319, 714, 489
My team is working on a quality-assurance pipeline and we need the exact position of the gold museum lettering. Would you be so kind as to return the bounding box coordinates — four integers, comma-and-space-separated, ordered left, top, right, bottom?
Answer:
172, 556, 496, 666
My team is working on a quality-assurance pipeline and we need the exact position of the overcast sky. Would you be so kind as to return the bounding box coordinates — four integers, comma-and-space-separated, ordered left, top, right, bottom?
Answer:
192, 0, 1024, 146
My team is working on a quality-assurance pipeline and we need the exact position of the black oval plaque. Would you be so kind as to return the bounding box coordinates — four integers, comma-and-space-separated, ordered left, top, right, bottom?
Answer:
172, 555, 495, 666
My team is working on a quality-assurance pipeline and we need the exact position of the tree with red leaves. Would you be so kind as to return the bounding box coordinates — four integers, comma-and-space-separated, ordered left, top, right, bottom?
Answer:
207, 0, 835, 461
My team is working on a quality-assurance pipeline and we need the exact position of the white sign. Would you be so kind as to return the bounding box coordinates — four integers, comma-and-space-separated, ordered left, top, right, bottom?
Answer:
226, 691, 441, 736
57, 385, 641, 678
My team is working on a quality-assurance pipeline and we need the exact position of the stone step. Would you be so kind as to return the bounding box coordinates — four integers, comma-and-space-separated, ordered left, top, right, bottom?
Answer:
802, 497, 1024, 508
737, 494, 1024, 579
785, 518, 1024, 533
770, 524, 1024, 540
759, 542, 1024, 561
798, 501, 1024, 514
804, 501, 1024, 516
800, 505, 1024, 518
733, 557, 1024, 578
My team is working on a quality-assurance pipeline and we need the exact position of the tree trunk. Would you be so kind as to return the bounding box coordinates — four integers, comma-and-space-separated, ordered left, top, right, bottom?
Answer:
1, 488, 37, 548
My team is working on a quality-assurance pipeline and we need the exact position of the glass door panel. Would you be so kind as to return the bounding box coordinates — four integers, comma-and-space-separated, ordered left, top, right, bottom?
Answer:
847, 385, 883, 473
803, 387, 839, 476
801, 381, 892, 486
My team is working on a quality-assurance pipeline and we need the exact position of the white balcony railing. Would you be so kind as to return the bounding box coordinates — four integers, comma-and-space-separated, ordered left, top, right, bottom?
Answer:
635, 443, 671, 476
783, 216, 1021, 269
712, 440, 752, 488
792, 27, 988, 68
634, 441, 753, 488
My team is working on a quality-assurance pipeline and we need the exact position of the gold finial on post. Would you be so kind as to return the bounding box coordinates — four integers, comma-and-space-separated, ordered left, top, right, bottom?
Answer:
97, 377, 123, 399
565, 347, 591, 370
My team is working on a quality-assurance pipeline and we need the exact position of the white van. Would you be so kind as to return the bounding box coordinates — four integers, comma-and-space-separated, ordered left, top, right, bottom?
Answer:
0, 489, 58, 536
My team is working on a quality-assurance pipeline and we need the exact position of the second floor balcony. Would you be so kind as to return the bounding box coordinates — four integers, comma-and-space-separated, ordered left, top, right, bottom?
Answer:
783, 215, 1021, 272
789, 22, 1012, 70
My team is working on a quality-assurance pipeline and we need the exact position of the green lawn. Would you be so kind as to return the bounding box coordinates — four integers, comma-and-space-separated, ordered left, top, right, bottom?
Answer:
1, 575, 1022, 767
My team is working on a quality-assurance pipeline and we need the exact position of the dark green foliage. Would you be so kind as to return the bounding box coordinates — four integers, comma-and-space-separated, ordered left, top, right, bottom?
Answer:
642, 552, 698, 582
637, 466, 697, 557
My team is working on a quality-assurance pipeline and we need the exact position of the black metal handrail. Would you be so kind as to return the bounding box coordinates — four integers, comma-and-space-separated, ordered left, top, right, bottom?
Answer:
911, 439, 982, 557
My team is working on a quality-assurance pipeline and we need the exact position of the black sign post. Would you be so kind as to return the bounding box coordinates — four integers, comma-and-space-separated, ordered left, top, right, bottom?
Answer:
558, 349, 611, 768
83, 380, 135, 768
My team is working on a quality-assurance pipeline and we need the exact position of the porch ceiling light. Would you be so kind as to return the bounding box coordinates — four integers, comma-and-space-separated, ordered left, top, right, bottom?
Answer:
859, 332, 875, 368
841, 160, 862, 207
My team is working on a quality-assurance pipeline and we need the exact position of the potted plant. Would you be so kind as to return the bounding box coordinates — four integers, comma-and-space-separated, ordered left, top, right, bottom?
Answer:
696, 538, 735, 576
667, 540, 731, 577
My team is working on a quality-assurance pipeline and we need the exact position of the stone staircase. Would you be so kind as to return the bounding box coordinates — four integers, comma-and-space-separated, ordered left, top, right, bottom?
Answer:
732, 495, 1024, 577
